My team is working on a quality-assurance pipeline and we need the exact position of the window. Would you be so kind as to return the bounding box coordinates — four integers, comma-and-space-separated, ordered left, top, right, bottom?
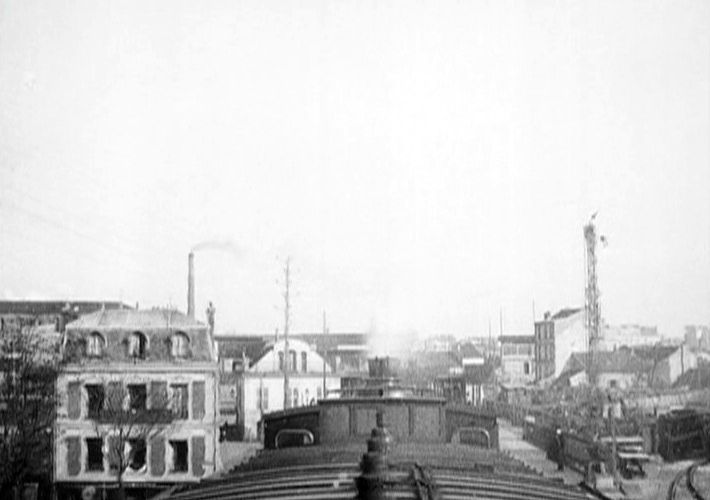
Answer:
128, 384, 147, 412
278, 352, 284, 371
170, 384, 188, 419
87, 332, 105, 357
523, 362, 530, 375
128, 332, 147, 358
292, 388, 299, 407
169, 440, 188, 473
304, 388, 310, 405
290, 350, 297, 372
171, 332, 190, 358
86, 438, 104, 472
301, 352, 307, 372
128, 439, 146, 471
86, 384, 105, 418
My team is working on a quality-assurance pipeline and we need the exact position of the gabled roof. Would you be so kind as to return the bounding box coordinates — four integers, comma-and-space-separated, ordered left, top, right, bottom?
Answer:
403, 351, 461, 382
673, 365, 710, 390
631, 345, 678, 363
464, 362, 496, 384
550, 308, 582, 320
456, 342, 485, 359
561, 351, 653, 376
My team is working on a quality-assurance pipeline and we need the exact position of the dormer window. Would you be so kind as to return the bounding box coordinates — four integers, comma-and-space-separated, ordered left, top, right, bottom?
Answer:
171, 332, 190, 358
87, 332, 105, 357
128, 332, 147, 359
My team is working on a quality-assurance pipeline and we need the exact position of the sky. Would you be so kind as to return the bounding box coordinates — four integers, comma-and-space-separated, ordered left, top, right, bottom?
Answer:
0, 0, 708, 349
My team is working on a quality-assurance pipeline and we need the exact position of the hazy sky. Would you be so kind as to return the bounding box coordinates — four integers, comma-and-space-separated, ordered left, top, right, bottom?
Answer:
1, 1, 708, 346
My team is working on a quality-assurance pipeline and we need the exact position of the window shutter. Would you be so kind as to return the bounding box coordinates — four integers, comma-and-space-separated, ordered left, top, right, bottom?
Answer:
66, 436, 81, 476
150, 436, 165, 477
107, 382, 125, 412
107, 435, 121, 471
67, 382, 81, 420
192, 381, 205, 420
150, 381, 167, 410
191, 436, 205, 477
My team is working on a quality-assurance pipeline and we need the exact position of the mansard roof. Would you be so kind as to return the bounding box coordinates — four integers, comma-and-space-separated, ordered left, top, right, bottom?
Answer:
67, 308, 204, 330
63, 309, 215, 363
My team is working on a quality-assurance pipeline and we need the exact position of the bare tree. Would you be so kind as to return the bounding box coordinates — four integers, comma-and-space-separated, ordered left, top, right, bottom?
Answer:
88, 382, 173, 500
0, 324, 58, 499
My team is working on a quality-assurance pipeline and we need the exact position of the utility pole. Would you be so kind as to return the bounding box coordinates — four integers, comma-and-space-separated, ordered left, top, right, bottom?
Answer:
488, 317, 492, 360
584, 215, 602, 388
499, 307, 503, 336
322, 310, 327, 399
283, 257, 292, 409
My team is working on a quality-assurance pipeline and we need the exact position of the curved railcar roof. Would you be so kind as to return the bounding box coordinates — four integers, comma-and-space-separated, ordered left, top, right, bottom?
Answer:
164, 443, 592, 500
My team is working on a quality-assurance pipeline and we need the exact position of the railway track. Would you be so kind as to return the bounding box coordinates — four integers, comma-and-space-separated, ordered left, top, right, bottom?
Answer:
667, 460, 708, 500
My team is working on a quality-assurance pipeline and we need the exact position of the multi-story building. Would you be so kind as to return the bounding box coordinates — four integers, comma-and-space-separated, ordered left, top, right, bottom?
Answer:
499, 335, 535, 384
534, 308, 586, 381
54, 309, 219, 500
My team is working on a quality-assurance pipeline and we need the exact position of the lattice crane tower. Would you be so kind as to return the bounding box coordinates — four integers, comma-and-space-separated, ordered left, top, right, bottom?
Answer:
584, 214, 602, 387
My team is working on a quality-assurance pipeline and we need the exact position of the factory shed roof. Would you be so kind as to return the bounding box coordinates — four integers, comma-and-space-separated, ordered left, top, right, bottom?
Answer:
499, 335, 535, 345
0, 300, 130, 316
214, 335, 268, 361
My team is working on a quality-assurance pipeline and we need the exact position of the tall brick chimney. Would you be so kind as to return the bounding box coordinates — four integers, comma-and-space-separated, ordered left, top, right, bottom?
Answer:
188, 252, 195, 318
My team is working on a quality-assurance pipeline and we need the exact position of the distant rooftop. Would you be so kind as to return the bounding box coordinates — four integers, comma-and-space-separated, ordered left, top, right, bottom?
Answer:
499, 335, 535, 344
0, 300, 131, 316
563, 350, 653, 375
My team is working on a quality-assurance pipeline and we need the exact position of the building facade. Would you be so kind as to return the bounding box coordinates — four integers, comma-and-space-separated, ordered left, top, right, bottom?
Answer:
238, 338, 340, 441
599, 323, 662, 351
534, 308, 586, 381
499, 335, 535, 384
54, 309, 219, 500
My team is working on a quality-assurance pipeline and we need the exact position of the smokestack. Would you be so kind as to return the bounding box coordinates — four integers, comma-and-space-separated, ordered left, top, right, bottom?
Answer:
188, 252, 195, 318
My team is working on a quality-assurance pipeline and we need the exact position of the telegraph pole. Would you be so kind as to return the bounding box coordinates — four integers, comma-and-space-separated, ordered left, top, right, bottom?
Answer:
322, 310, 327, 399
283, 258, 292, 409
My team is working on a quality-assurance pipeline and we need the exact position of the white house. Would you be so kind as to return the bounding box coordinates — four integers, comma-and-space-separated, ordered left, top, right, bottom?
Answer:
240, 338, 340, 441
